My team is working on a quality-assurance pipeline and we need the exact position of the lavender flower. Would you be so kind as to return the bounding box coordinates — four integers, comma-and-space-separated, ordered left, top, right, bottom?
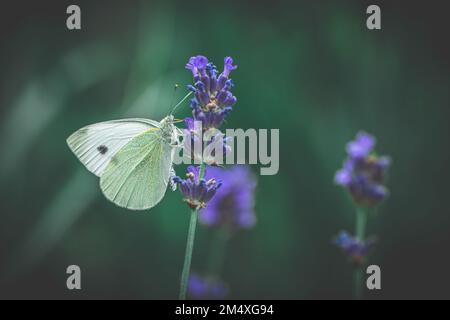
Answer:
186, 55, 237, 130
183, 118, 231, 166
173, 166, 222, 210
199, 166, 257, 230
335, 132, 391, 207
178, 56, 236, 301
188, 273, 229, 300
334, 231, 376, 265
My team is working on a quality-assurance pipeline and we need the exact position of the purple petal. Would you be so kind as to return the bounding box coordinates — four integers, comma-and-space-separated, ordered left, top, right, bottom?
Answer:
335, 169, 352, 186
346, 131, 375, 158
223, 56, 237, 77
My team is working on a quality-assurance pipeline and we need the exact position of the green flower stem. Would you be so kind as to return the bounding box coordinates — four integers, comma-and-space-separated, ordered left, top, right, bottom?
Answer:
178, 208, 198, 300
356, 207, 367, 241
353, 206, 368, 300
198, 163, 206, 183
179, 163, 206, 300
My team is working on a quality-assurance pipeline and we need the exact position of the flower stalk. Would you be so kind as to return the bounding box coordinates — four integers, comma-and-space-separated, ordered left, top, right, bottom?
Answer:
179, 162, 206, 300
353, 206, 368, 300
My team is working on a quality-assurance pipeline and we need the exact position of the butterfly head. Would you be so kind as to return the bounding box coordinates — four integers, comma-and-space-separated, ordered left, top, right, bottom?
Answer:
159, 115, 182, 144
160, 115, 174, 130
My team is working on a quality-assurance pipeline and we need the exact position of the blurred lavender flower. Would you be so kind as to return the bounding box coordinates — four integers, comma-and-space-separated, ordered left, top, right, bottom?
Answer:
173, 166, 222, 210
334, 231, 376, 265
199, 166, 257, 231
186, 55, 237, 130
183, 118, 231, 166
335, 132, 391, 207
188, 273, 229, 300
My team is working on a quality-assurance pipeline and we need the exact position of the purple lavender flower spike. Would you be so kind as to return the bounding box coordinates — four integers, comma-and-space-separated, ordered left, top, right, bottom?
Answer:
188, 273, 229, 300
185, 55, 238, 129
334, 231, 376, 265
172, 166, 222, 210
335, 131, 391, 207
199, 166, 257, 231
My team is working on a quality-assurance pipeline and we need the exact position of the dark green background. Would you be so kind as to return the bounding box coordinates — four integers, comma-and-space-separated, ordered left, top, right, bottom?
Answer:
0, 0, 449, 299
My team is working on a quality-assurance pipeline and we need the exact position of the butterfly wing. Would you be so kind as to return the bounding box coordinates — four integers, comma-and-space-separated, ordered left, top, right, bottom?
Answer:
99, 128, 173, 210
67, 118, 160, 176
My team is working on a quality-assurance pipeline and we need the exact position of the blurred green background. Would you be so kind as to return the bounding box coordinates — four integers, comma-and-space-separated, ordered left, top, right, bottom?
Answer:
1, 0, 449, 299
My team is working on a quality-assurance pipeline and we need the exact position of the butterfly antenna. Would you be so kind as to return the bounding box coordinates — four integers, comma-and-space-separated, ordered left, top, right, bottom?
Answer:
169, 84, 179, 110
170, 90, 193, 116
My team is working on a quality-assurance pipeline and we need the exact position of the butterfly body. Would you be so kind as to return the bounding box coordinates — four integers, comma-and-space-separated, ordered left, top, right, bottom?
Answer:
67, 115, 182, 210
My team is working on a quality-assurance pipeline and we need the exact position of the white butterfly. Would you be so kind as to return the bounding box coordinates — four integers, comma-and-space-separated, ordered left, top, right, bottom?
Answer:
67, 115, 183, 210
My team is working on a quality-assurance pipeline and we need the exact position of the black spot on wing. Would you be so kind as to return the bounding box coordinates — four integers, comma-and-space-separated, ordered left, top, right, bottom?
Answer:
97, 145, 108, 154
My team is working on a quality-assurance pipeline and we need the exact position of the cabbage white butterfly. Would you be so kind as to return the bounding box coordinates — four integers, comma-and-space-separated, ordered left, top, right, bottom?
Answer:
67, 115, 183, 210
